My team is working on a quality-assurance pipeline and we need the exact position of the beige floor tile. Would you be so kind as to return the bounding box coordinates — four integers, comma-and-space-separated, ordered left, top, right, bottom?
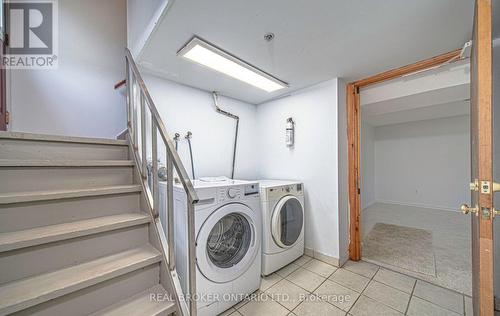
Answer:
413, 280, 464, 314
238, 295, 289, 316
349, 295, 403, 316
313, 279, 359, 311
342, 260, 379, 278
303, 259, 337, 278
260, 273, 283, 291
329, 268, 370, 293
464, 296, 472, 316
362, 280, 410, 313
372, 268, 416, 294
233, 290, 260, 309
286, 267, 326, 292
294, 255, 313, 266
276, 263, 301, 278
407, 296, 461, 316
265, 279, 309, 310
292, 295, 346, 316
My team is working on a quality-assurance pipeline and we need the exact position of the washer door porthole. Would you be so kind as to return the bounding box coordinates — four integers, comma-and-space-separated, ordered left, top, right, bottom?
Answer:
207, 213, 251, 269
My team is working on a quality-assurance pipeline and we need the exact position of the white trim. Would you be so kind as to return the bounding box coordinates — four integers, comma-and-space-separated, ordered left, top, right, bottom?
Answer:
304, 248, 341, 267
361, 200, 377, 211
367, 200, 460, 213
132, 0, 173, 59
493, 37, 500, 48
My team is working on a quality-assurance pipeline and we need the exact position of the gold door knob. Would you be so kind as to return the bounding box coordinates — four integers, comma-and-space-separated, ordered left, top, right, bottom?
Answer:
461, 204, 478, 215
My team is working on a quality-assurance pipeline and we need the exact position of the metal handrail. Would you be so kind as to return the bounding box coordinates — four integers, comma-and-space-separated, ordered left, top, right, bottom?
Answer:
125, 48, 199, 316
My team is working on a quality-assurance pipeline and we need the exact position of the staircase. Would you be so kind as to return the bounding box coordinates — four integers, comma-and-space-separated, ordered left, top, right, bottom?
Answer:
0, 131, 180, 315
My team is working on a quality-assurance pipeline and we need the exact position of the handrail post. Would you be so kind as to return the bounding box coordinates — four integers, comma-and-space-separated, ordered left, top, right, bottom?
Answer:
125, 58, 131, 131
151, 119, 159, 219
140, 93, 148, 179
132, 77, 139, 149
167, 150, 175, 270
187, 199, 197, 316
125, 49, 199, 316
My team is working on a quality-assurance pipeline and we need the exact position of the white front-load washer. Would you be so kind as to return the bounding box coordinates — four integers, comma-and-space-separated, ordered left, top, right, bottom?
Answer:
167, 178, 261, 316
259, 180, 305, 276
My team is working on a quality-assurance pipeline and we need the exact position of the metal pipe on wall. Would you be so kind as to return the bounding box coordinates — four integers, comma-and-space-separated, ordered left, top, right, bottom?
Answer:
212, 91, 239, 179
185, 131, 195, 179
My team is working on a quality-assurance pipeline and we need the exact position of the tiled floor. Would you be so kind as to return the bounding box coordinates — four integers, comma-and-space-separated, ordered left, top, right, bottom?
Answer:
219, 255, 473, 316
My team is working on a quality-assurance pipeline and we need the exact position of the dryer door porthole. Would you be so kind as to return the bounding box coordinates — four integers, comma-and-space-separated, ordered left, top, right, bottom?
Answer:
271, 196, 304, 249
196, 203, 259, 283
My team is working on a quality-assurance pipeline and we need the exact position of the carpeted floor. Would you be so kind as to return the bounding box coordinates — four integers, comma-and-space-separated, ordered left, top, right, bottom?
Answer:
363, 223, 436, 276
361, 202, 471, 295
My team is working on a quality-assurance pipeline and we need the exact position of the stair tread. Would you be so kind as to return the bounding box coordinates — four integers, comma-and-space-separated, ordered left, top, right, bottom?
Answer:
0, 185, 142, 204
0, 131, 128, 146
90, 284, 176, 316
0, 213, 150, 252
0, 245, 161, 315
0, 159, 134, 167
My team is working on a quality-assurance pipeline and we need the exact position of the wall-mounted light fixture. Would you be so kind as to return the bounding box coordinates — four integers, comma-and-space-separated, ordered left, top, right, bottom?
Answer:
177, 37, 287, 93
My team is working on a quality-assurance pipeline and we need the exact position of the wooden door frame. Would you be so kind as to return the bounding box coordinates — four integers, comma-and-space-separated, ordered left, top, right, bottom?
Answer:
471, 0, 493, 313
346, 48, 462, 261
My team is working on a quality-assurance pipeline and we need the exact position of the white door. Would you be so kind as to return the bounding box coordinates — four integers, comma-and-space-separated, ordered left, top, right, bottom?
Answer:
271, 196, 304, 248
196, 203, 259, 283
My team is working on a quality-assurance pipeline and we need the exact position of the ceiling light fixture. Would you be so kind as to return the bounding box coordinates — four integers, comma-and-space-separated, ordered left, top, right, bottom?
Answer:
177, 37, 287, 93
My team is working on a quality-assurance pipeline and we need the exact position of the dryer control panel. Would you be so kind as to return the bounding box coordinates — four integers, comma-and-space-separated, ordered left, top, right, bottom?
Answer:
266, 183, 304, 200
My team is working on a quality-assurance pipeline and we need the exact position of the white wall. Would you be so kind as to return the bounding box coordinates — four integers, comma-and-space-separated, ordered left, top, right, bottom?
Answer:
126, 0, 165, 57
256, 79, 342, 260
361, 122, 375, 209
9, 0, 127, 138
373, 115, 470, 210
337, 79, 349, 265
143, 74, 258, 180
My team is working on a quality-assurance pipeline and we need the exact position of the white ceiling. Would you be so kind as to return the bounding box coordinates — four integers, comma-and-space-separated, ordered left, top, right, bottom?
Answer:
139, 0, 474, 104
362, 100, 470, 127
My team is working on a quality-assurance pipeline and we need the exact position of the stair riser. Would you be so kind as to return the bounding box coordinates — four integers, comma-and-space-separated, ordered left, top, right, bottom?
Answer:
0, 167, 134, 194
0, 140, 129, 160
0, 193, 142, 232
12, 264, 160, 316
0, 225, 150, 284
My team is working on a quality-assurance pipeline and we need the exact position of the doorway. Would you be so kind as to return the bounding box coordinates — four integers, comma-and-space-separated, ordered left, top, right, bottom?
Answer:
359, 59, 472, 295
348, 2, 497, 312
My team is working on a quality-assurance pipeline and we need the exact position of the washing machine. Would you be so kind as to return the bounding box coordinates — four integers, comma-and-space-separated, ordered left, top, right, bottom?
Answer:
259, 180, 305, 276
169, 177, 261, 316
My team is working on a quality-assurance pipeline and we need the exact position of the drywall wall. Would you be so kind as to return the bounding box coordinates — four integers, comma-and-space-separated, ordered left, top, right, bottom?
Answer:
9, 0, 127, 138
143, 73, 259, 180
126, 0, 166, 57
361, 122, 376, 209
337, 79, 349, 265
256, 79, 342, 261
373, 115, 470, 210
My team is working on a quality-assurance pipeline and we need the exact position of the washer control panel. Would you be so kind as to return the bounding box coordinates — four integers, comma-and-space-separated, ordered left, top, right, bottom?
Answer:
217, 184, 260, 202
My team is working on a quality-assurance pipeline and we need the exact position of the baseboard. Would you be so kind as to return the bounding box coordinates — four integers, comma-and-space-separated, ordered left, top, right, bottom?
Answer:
371, 199, 459, 213
361, 200, 377, 211
305, 247, 341, 267
116, 129, 128, 140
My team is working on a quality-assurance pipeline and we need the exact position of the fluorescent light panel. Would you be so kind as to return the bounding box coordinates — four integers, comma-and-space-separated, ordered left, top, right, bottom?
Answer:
178, 37, 287, 92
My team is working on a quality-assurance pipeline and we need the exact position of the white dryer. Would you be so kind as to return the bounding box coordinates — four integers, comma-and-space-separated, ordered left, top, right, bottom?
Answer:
259, 180, 305, 276
170, 178, 261, 316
